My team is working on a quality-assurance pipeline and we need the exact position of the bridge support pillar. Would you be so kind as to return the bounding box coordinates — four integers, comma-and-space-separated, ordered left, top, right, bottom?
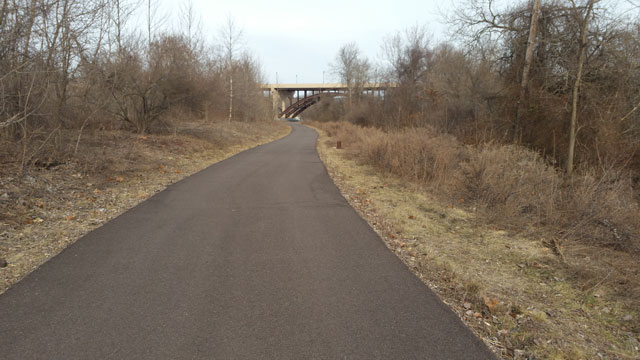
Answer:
271, 89, 294, 119
270, 88, 280, 119
270, 88, 293, 119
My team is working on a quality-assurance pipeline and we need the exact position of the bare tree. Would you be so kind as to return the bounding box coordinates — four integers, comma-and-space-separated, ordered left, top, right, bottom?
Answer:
513, 0, 541, 143
380, 26, 433, 128
218, 16, 244, 122
448, 0, 524, 45
0, 0, 272, 174
179, 0, 200, 50
146, 0, 166, 50
110, 0, 138, 58
566, 0, 597, 176
330, 42, 370, 108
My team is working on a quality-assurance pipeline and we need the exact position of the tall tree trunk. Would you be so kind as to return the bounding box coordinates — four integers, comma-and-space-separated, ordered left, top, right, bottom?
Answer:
22, 0, 38, 63
116, 0, 122, 58
0, 0, 8, 30
567, 0, 595, 176
228, 75, 233, 122
147, 0, 151, 49
513, 0, 541, 143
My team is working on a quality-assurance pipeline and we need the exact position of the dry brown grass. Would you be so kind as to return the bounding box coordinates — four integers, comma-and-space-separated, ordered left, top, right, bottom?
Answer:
311, 121, 640, 359
314, 121, 640, 253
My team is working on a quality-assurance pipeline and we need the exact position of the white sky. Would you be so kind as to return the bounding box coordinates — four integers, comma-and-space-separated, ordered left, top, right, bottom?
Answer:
140, 0, 453, 84
138, 0, 638, 84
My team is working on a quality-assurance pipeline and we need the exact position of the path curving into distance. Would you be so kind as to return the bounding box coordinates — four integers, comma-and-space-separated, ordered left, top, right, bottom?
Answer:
0, 124, 495, 359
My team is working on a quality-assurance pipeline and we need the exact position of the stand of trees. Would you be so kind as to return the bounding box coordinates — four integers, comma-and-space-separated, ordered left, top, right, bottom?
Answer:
0, 0, 270, 171
310, 0, 640, 177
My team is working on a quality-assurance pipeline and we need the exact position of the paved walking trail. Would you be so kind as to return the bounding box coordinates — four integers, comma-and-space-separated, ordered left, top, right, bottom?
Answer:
0, 124, 495, 359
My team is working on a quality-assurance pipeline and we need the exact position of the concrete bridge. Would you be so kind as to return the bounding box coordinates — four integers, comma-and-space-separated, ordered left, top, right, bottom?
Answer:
261, 83, 390, 119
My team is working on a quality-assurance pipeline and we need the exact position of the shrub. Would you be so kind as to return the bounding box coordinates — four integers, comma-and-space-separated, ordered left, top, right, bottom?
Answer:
461, 144, 560, 229
314, 121, 640, 251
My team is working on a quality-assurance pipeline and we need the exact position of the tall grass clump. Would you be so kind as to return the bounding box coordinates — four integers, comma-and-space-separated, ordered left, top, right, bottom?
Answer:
461, 144, 560, 230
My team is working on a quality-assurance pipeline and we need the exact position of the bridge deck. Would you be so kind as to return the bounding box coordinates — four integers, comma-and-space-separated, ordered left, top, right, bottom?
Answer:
262, 83, 389, 91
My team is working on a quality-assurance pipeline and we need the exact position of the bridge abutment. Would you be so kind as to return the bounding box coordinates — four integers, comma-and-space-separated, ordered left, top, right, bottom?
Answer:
270, 88, 295, 119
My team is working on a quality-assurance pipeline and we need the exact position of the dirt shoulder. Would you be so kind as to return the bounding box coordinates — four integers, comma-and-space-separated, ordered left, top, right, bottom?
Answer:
312, 125, 640, 359
0, 121, 290, 294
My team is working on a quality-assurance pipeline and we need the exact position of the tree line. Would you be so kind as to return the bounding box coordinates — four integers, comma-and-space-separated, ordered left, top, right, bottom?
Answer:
311, 0, 640, 177
0, 0, 269, 170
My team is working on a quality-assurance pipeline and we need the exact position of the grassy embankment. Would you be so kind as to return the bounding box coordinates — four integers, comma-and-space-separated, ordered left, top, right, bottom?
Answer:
0, 120, 290, 294
311, 121, 640, 359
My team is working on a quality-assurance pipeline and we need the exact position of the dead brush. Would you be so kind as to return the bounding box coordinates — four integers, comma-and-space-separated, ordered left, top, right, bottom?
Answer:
315, 121, 640, 253
359, 128, 465, 193
460, 144, 560, 230
555, 169, 640, 252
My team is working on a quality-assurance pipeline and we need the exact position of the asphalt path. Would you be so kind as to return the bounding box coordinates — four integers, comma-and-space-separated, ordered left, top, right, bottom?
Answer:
0, 124, 495, 359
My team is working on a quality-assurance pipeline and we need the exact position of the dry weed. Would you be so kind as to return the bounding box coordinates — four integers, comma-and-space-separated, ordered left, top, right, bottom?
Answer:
313, 123, 640, 359
312, 121, 640, 253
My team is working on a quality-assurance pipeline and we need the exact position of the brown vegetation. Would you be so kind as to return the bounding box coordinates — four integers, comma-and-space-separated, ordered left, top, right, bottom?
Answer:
313, 123, 640, 359
306, 4, 640, 354
1, 0, 272, 174
315, 121, 640, 255
307, 0, 640, 178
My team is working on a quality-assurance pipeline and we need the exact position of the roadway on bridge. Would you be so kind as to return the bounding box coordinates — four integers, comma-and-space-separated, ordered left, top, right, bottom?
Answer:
0, 124, 495, 359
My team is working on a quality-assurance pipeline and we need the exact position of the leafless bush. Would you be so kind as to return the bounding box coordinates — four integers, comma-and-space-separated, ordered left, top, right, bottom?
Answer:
461, 144, 560, 228
556, 170, 640, 251
362, 128, 465, 190
316, 121, 640, 251
303, 98, 345, 123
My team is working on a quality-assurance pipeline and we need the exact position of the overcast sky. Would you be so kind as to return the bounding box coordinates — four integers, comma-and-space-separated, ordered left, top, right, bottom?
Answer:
139, 0, 453, 84
139, 0, 638, 84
